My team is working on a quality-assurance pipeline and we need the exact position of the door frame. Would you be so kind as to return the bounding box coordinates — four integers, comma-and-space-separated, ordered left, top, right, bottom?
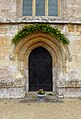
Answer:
25, 42, 58, 93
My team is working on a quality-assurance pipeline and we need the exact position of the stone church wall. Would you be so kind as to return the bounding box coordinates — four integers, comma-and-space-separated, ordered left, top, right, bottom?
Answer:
0, 0, 81, 98
0, 0, 81, 21
0, 23, 81, 98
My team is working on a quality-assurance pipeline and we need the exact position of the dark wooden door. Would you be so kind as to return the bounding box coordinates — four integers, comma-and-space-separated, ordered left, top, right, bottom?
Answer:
29, 47, 52, 91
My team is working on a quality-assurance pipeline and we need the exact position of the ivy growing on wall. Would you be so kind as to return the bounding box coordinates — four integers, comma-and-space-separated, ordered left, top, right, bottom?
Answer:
12, 24, 69, 45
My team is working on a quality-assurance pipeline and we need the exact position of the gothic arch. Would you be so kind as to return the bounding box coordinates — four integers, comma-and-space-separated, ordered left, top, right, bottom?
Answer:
13, 32, 70, 92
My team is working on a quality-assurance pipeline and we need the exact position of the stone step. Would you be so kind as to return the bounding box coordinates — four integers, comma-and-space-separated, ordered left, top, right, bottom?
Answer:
18, 92, 64, 103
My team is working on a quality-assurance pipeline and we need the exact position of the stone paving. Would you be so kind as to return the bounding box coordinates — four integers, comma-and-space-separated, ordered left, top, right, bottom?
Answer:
0, 98, 81, 119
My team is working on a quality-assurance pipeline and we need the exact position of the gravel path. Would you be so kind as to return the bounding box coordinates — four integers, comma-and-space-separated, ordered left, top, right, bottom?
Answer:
0, 98, 81, 119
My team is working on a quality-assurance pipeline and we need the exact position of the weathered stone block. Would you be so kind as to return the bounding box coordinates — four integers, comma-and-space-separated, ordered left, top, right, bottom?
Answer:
68, 24, 74, 32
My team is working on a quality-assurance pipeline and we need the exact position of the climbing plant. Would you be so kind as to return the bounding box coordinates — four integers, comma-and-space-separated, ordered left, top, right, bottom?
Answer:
12, 24, 69, 45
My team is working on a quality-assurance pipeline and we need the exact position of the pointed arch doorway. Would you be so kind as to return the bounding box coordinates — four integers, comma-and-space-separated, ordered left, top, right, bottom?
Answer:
29, 46, 53, 91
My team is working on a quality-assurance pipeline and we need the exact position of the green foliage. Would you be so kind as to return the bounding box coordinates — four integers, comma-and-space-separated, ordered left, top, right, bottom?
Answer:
47, 92, 54, 96
37, 89, 45, 95
12, 24, 69, 45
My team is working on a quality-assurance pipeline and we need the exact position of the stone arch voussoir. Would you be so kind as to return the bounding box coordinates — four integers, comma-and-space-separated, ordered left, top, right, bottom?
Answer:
14, 32, 69, 76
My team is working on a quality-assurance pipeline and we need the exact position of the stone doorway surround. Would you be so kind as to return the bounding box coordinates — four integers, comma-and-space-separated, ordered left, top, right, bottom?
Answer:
14, 32, 69, 94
